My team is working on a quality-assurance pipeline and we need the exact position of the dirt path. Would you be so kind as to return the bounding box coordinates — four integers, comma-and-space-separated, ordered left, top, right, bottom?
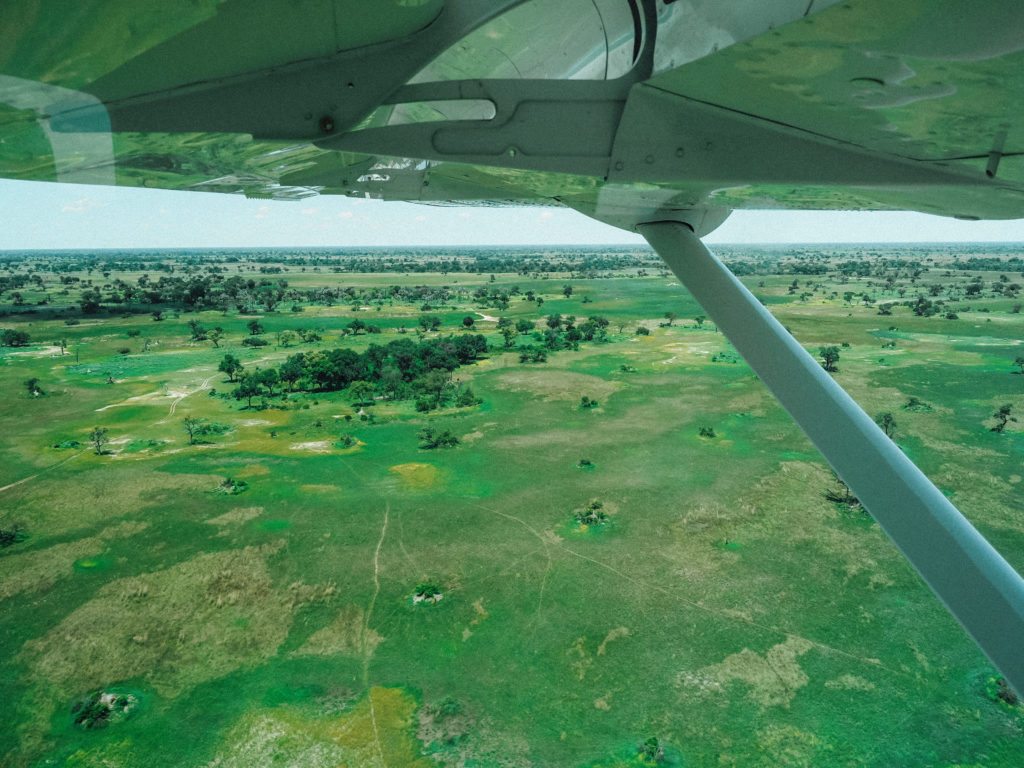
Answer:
363, 504, 390, 768
0, 451, 84, 496
472, 501, 910, 680
475, 312, 499, 323
167, 375, 215, 417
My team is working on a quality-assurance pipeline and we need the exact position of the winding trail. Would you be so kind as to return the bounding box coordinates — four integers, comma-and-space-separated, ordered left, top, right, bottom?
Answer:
0, 450, 84, 495
363, 504, 390, 768
471, 501, 912, 680
166, 374, 215, 418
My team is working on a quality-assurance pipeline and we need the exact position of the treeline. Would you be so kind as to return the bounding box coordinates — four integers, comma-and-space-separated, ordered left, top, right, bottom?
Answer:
224, 334, 489, 412
72, 277, 465, 314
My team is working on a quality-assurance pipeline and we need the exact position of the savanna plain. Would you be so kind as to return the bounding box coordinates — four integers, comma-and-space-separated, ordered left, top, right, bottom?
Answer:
0, 243, 1022, 767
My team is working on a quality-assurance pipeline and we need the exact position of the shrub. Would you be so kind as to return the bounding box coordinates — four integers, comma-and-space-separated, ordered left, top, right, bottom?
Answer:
575, 500, 608, 526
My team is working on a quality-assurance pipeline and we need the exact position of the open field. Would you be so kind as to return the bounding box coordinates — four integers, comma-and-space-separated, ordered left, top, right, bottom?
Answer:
0, 244, 1022, 766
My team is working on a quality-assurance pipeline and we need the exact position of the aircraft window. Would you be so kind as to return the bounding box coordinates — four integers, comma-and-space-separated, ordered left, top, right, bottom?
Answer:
408, 0, 639, 83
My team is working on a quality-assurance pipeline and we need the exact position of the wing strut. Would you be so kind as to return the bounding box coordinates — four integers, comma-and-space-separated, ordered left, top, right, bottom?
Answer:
639, 221, 1024, 694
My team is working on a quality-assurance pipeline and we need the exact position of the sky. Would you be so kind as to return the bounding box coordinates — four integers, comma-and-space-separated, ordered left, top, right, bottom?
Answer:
4, 178, 1024, 249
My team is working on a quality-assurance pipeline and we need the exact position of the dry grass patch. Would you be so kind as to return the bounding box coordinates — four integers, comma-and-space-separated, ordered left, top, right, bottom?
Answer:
678, 636, 814, 708
14, 468, 217, 537
207, 687, 431, 768
205, 507, 263, 527
493, 370, 621, 403
22, 543, 333, 699
293, 605, 381, 659
0, 522, 148, 602
389, 463, 441, 490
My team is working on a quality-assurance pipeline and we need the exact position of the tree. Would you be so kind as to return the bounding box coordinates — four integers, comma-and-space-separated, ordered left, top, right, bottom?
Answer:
819, 345, 840, 373
875, 412, 897, 439
187, 319, 207, 341
151, 310, 164, 321
575, 500, 608, 526
421, 368, 451, 408
519, 346, 547, 363
562, 284, 573, 298
639, 736, 664, 764
379, 365, 405, 400
418, 427, 459, 449
246, 319, 264, 335
455, 385, 481, 408
824, 473, 859, 508
418, 315, 442, 332
233, 373, 262, 408
348, 380, 376, 406
635, 326, 650, 336
89, 427, 109, 455
462, 315, 475, 329
218, 353, 244, 382
183, 416, 201, 445
580, 396, 598, 409
279, 354, 305, 391
500, 326, 517, 348
663, 311, 677, 326
0, 329, 30, 347
208, 327, 224, 348
79, 290, 102, 314
515, 319, 534, 334
277, 330, 297, 347
24, 377, 43, 397
545, 313, 563, 330
992, 403, 1016, 433
256, 368, 280, 397
346, 319, 367, 335
1015, 356, 1024, 374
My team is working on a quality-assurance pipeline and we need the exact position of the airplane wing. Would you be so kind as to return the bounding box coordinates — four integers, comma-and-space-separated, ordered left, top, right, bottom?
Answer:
2, 0, 1022, 230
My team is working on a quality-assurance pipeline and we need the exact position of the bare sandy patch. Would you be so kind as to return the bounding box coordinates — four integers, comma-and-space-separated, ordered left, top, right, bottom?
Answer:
290, 440, 332, 453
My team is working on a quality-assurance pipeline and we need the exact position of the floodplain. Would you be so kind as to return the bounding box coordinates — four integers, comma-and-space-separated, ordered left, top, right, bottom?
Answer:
0, 244, 1022, 767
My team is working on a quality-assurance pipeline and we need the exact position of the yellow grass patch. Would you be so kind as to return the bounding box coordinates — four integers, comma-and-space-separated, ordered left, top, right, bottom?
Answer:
207, 687, 432, 768
389, 462, 441, 489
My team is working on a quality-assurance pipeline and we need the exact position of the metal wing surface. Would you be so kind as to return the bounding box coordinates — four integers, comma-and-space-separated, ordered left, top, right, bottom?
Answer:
1, 0, 1022, 229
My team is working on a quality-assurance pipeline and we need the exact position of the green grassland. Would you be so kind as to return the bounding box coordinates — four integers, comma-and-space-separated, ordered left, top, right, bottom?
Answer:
0, 245, 1023, 767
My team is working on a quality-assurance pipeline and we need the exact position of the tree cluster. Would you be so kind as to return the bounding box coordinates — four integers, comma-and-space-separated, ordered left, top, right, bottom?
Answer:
224, 334, 488, 408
